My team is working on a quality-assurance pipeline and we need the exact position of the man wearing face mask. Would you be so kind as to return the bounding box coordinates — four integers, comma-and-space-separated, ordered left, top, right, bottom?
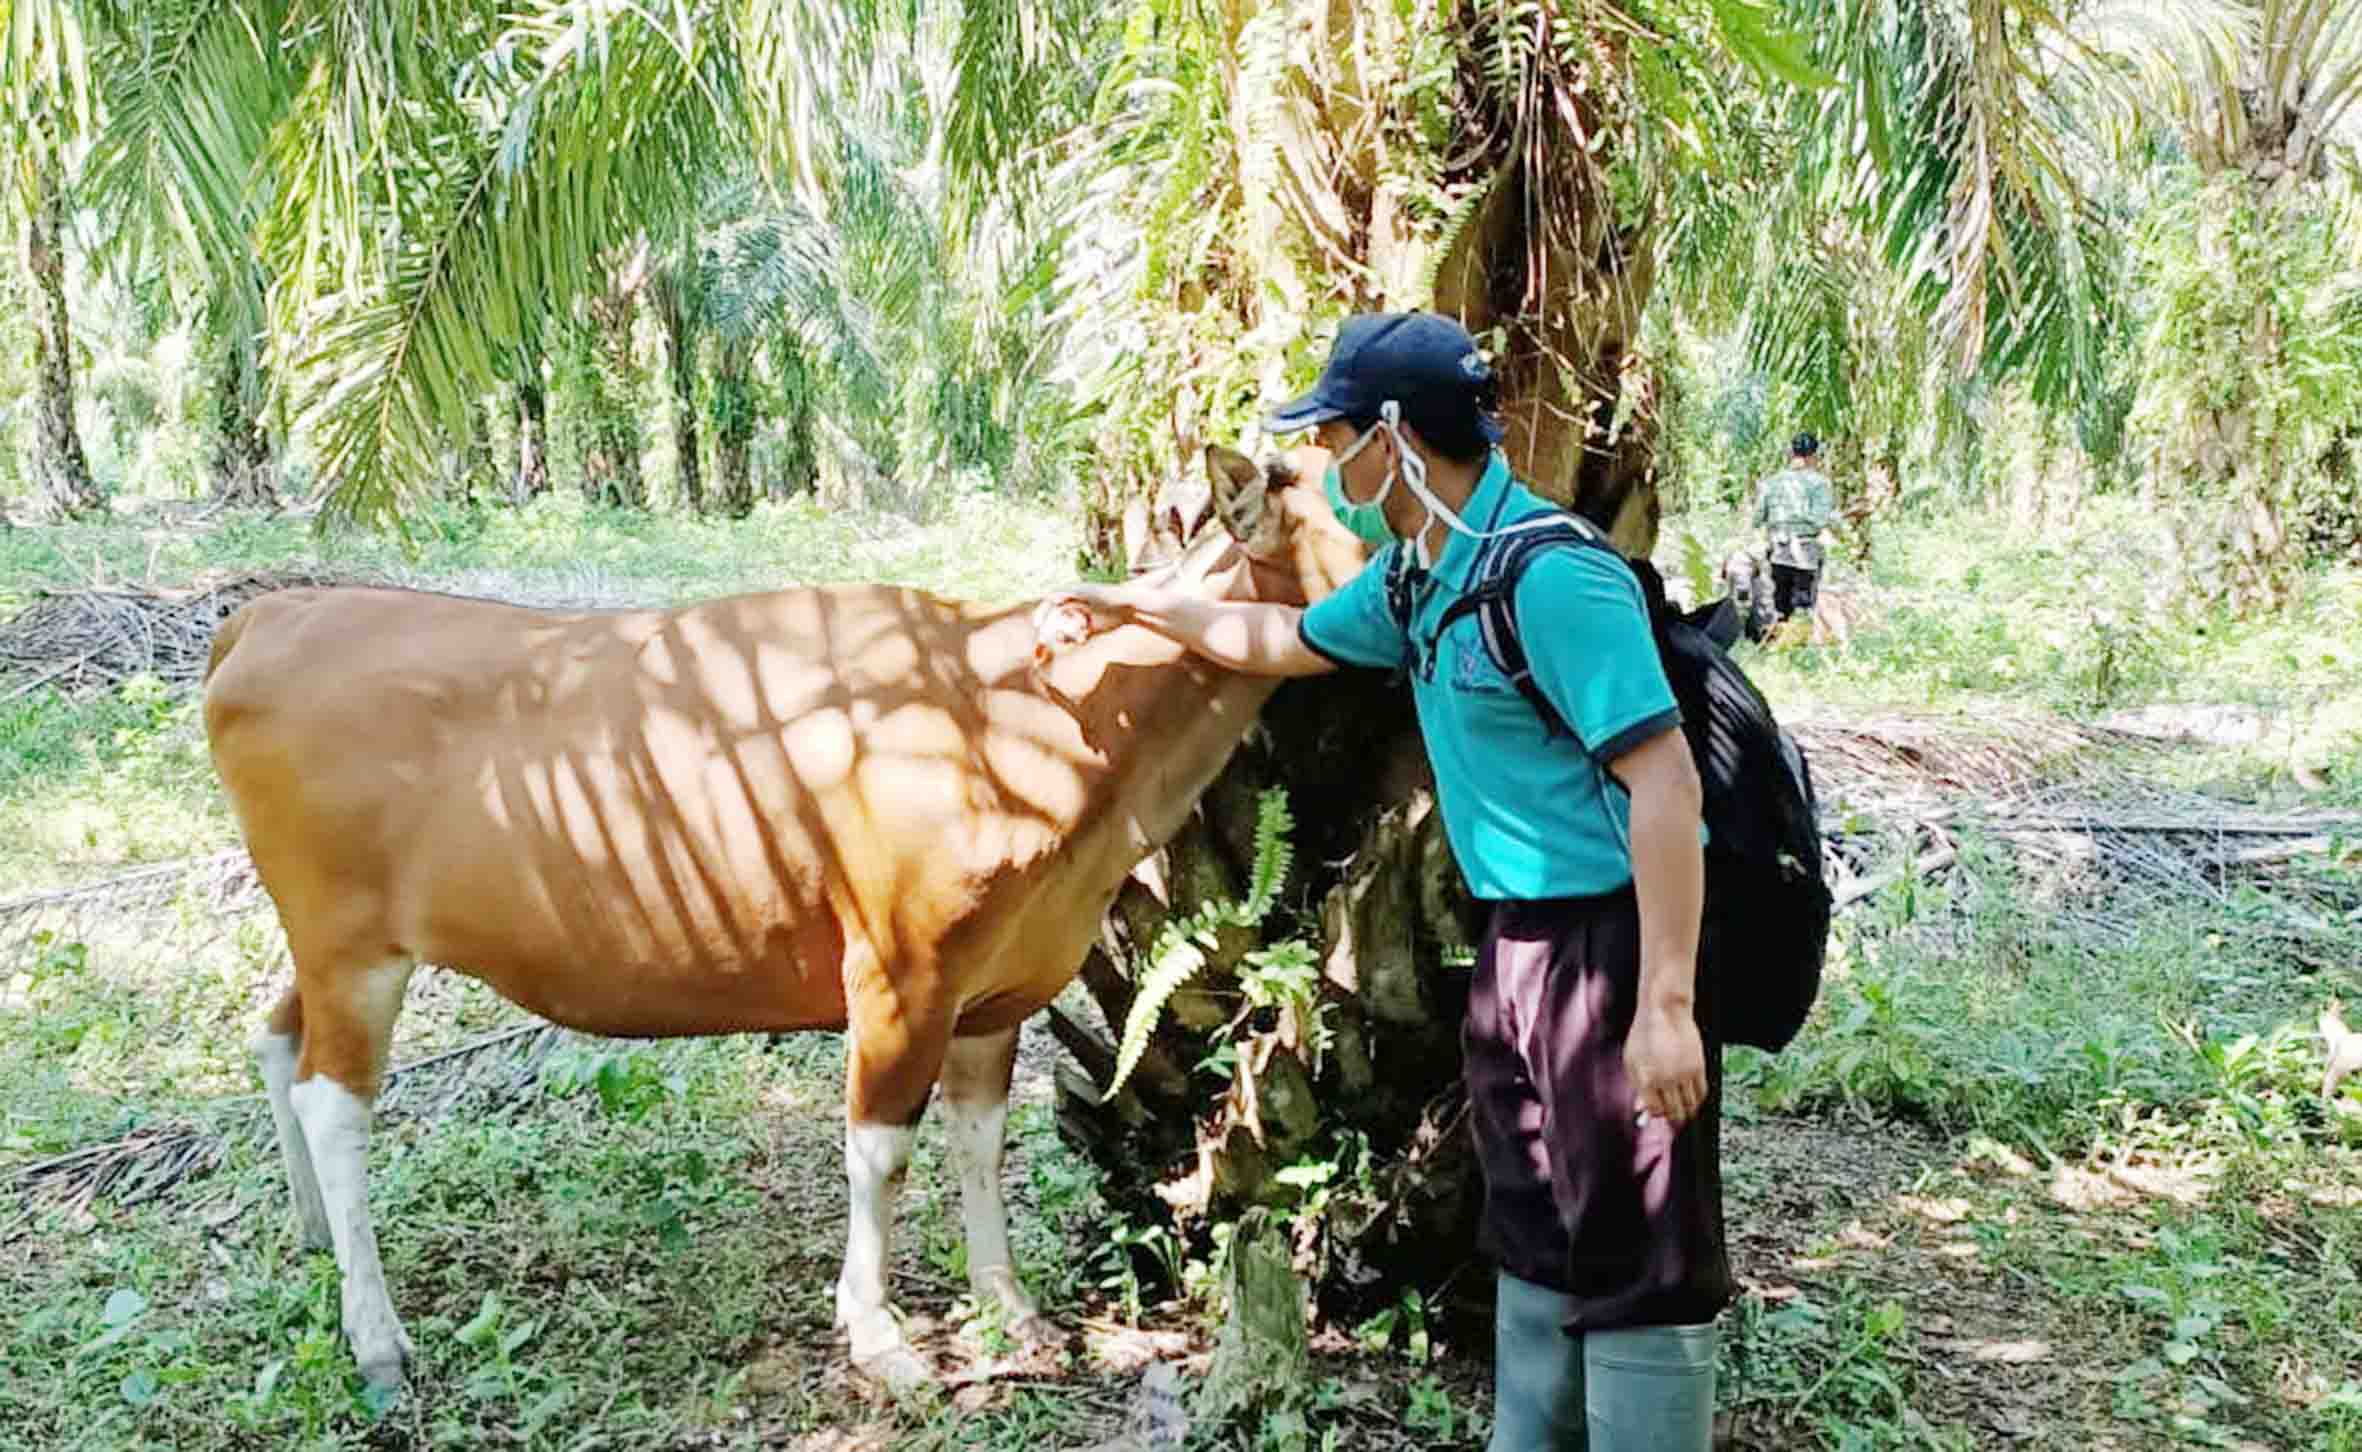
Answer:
1048, 312, 1726, 1451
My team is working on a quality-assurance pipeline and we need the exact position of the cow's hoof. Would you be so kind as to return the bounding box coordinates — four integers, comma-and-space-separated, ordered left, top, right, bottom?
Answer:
356, 1355, 408, 1402
1009, 1312, 1068, 1349
853, 1341, 935, 1390
346, 1297, 414, 1403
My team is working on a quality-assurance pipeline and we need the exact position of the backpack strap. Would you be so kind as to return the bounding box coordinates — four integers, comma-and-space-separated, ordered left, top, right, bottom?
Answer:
1430, 511, 1618, 740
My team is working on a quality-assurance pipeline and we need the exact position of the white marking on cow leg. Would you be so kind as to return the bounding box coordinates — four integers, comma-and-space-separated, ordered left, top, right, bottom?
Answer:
254, 1031, 330, 1250
290, 1075, 412, 1390
942, 1029, 1046, 1336
836, 1119, 927, 1385
303, 957, 416, 1388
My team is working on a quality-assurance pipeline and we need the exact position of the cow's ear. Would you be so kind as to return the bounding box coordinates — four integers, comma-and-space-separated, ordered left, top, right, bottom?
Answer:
1206, 444, 1269, 541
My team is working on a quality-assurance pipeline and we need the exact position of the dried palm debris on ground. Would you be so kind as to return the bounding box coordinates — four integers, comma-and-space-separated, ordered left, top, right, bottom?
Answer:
0, 571, 337, 701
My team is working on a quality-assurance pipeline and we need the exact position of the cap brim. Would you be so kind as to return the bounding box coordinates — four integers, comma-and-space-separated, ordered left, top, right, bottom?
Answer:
1262, 394, 1347, 435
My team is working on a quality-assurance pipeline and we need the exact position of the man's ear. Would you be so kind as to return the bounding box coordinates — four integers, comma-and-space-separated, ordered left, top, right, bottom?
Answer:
1206, 444, 1269, 541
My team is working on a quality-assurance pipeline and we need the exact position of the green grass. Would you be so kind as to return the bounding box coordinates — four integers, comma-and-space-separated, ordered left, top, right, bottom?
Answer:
1715, 819, 2362, 1448
0, 487, 1084, 613
0, 683, 230, 897
1669, 494, 2362, 743
6, 494, 2361, 1450
1738, 838, 2356, 1148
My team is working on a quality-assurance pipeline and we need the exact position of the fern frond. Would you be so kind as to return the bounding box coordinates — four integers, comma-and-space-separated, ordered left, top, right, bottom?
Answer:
1104, 788, 1297, 1099
1241, 788, 1294, 922
1417, 173, 1499, 304
1106, 916, 1212, 1100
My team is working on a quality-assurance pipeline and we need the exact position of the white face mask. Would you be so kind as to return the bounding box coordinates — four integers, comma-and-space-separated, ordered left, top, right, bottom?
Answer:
1370, 401, 1490, 568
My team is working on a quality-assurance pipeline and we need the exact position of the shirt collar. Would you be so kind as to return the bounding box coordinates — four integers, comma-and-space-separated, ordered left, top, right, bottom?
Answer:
1428, 451, 1514, 588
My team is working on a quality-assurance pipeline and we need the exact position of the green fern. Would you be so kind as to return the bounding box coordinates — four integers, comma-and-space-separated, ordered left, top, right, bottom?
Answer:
1239, 788, 1294, 923
1417, 173, 1499, 302
1105, 788, 1296, 1100
1106, 912, 1214, 1099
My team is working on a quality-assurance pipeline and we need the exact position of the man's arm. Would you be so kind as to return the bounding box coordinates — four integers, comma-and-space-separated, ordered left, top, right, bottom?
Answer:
1514, 550, 1710, 1126
1610, 725, 1709, 1125
1045, 585, 1337, 678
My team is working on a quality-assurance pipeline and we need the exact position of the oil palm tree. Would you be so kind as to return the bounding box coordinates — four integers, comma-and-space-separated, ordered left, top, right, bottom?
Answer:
948, 0, 2156, 1310
76, 0, 296, 507
3, 0, 104, 516
2098, 0, 2362, 603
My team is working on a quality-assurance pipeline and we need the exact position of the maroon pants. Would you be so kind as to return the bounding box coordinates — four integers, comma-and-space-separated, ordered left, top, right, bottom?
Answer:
1464, 890, 1734, 1330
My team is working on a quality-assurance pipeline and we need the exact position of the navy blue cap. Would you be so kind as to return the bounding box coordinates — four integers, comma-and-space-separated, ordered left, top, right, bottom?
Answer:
1265, 312, 1505, 445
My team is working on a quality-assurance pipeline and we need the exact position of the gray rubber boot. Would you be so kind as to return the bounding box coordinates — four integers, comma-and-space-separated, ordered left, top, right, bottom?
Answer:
1488, 1273, 1587, 1452
1582, 1323, 1717, 1452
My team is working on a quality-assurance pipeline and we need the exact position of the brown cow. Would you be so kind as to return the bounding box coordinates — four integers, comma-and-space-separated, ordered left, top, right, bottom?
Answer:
202, 446, 1367, 1392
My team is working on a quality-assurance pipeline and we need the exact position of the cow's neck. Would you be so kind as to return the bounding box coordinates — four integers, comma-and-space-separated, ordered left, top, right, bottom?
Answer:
1028, 614, 1282, 859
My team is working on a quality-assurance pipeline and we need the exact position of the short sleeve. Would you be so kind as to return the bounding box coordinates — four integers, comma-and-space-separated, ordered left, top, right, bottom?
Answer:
1299, 550, 1411, 671
1515, 547, 1679, 763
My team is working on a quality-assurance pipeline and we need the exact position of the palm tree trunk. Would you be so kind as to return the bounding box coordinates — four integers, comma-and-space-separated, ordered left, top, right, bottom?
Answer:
1057, 3, 1671, 1329
2174, 182, 2296, 612
1429, 13, 1662, 554
447, 395, 495, 503
769, 340, 818, 503
658, 292, 704, 514
713, 346, 756, 517
209, 336, 278, 509
25, 158, 102, 520
581, 252, 649, 509
1052, 667, 1489, 1329
514, 374, 551, 504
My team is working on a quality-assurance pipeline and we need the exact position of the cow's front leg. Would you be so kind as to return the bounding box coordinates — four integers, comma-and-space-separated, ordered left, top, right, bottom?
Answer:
942, 1025, 1055, 1343
836, 1116, 928, 1384
835, 961, 944, 1388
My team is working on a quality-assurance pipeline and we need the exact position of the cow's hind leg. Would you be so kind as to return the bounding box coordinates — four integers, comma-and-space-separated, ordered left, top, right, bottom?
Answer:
835, 948, 949, 1387
941, 1025, 1053, 1342
288, 953, 417, 1391
254, 987, 330, 1250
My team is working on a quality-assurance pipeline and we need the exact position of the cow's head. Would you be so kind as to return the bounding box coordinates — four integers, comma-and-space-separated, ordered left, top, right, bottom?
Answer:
1127, 443, 1366, 609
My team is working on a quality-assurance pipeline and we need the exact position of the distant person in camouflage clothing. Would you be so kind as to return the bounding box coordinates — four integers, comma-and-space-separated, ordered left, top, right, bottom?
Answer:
1751, 433, 1837, 624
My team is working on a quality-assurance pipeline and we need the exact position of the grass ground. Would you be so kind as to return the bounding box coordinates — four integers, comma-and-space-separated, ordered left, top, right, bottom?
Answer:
2, 490, 2357, 1449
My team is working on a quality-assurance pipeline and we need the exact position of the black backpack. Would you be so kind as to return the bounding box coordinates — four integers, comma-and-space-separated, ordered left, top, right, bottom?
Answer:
1389, 513, 1831, 1052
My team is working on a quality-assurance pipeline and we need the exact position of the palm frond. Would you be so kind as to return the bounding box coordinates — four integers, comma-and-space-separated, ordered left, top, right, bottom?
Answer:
1742, 242, 1857, 431
271, 2, 743, 526
0, 0, 97, 153
935, 0, 1107, 228
1751, 0, 2128, 412
81, 0, 293, 331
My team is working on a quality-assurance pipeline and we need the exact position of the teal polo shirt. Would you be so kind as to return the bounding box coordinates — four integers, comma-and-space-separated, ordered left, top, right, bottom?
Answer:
1298, 454, 1680, 900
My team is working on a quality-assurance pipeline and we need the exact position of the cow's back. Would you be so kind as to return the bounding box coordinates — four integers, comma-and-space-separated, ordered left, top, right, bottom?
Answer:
204, 584, 1072, 1038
